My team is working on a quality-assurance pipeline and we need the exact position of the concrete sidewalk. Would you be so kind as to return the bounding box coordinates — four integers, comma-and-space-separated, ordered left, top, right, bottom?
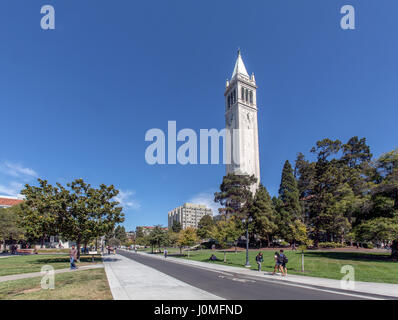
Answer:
0, 264, 104, 283
102, 254, 222, 300
128, 250, 398, 299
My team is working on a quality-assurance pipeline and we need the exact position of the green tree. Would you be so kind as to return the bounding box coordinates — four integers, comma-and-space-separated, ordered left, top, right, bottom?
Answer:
275, 160, 308, 245
177, 227, 199, 256
114, 225, 127, 244
355, 149, 398, 257
197, 215, 215, 240
148, 225, 168, 253
210, 219, 241, 262
214, 173, 257, 220
19, 180, 59, 247
135, 227, 144, 238
0, 206, 25, 248
20, 178, 124, 259
251, 185, 277, 246
167, 229, 179, 248
171, 221, 182, 233
354, 217, 398, 244
279, 160, 302, 220
108, 237, 121, 248
306, 139, 348, 246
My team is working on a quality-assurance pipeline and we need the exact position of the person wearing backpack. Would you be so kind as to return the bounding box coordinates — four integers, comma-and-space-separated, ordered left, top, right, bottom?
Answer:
255, 252, 264, 272
272, 251, 283, 275
279, 249, 288, 276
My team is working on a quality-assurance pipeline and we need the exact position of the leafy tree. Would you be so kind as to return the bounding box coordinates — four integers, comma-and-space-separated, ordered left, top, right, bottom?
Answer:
354, 217, 398, 244
135, 235, 150, 246
114, 225, 127, 244
148, 225, 168, 253
177, 227, 199, 255
107, 237, 121, 248
19, 180, 60, 247
167, 229, 180, 247
210, 219, 241, 262
135, 227, 145, 238
197, 215, 215, 240
0, 206, 25, 248
356, 149, 398, 257
171, 221, 182, 233
20, 178, 124, 259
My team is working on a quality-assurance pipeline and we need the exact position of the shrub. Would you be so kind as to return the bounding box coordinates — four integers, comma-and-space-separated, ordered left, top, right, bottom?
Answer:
279, 241, 289, 247
318, 242, 346, 248
363, 242, 375, 249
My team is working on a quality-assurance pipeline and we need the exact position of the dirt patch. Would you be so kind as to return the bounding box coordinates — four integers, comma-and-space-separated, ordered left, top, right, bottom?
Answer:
21, 287, 42, 294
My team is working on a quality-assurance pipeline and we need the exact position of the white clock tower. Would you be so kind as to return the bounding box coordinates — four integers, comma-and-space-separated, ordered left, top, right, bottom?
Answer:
225, 50, 261, 191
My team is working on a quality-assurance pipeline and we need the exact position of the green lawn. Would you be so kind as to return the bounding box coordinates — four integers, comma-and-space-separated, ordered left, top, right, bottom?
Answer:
172, 249, 398, 284
0, 268, 112, 300
0, 254, 102, 277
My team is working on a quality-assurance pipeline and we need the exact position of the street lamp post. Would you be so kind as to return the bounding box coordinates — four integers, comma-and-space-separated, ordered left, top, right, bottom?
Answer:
242, 217, 253, 267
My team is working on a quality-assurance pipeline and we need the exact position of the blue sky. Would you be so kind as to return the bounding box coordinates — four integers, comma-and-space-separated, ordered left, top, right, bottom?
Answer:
0, 1, 397, 231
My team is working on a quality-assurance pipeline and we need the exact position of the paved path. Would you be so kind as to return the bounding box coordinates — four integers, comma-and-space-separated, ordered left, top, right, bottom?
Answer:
102, 254, 222, 300
118, 250, 396, 300
130, 251, 398, 299
0, 264, 104, 283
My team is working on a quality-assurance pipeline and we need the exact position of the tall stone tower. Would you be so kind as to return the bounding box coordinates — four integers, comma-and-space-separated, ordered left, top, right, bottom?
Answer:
225, 50, 260, 191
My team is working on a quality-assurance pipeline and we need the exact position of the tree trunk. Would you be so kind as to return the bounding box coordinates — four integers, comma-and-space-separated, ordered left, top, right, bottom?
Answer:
391, 240, 398, 259
224, 250, 226, 263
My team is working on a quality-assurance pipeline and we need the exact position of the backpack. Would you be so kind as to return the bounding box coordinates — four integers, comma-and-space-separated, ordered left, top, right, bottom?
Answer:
282, 255, 288, 263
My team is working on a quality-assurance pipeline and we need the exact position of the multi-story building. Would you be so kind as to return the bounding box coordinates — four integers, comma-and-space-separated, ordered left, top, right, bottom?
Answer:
168, 203, 213, 230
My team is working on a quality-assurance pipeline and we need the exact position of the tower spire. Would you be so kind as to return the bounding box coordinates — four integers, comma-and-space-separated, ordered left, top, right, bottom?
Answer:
232, 49, 249, 79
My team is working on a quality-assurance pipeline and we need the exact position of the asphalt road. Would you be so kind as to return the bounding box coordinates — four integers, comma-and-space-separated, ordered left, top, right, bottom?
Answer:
117, 250, 384, 300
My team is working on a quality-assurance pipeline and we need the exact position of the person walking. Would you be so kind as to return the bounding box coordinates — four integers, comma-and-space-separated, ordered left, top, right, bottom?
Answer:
164, 249, 168, 259
69, 245, 78, 270
279, 249, 288, 276
255, 252, 264, 272
272, 251, 282, 275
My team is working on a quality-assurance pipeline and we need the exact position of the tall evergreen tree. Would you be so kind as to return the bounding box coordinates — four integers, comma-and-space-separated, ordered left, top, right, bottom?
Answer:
214, 173, 257, 220
279, 160, 302, 221
251, 185, 277, 246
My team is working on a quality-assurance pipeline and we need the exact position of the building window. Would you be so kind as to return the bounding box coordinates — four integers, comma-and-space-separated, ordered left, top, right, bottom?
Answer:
250, 91, 253, 104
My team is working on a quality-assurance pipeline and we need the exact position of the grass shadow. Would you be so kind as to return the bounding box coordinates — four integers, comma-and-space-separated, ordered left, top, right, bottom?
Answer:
303, 251, 392, 263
